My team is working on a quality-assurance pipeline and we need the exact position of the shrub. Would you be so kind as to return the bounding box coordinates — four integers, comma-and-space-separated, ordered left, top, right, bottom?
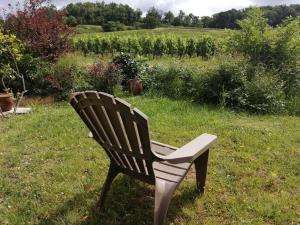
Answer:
146, 66, 181, 98
228, 8, 300, 96
15, 54, 52, 96
142, 66, 197, 99
141, 60, 289, 114
196, 62, 246, 106
45, 62, 78, 100
4, 0, 73, 60
103, 21, 125, 32
0, 30, 24, 92
113, 53, 140, 86
87, 62, 121, 94
242, 72, 285, 113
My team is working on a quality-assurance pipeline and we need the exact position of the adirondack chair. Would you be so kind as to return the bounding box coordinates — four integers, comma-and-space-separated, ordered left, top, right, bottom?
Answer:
70, 91, 217, 225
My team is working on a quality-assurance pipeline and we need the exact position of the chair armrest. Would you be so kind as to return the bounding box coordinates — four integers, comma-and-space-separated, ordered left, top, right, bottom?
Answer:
152, 133, 217, 163
151, 140, 178, 150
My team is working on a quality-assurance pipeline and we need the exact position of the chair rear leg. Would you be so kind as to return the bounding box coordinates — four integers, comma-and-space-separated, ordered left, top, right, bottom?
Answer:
154, 179, 177, 225
98, 162, 119, 209
194, 149, 209, 194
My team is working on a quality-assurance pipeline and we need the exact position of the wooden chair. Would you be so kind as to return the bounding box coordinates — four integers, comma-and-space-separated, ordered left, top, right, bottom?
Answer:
70, 91, 217, 225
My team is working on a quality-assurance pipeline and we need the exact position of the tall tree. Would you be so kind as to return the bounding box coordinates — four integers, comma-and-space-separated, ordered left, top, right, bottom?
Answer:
163, 11, 175, 25
173, 10, 185, 26
144, 7, 162, 29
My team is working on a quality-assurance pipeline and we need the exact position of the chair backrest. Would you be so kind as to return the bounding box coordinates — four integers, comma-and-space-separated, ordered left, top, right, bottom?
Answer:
70, 91, 155, 182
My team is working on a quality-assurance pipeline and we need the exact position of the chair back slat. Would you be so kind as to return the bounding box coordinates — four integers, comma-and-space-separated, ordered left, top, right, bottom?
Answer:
98, 92, 137, 171
84, 92, 127, 167
71, 94, 106, 144
72, 92, 124, 166
71, 91, 155, 179
133, 108, 155, 177
115, 98, 147, 174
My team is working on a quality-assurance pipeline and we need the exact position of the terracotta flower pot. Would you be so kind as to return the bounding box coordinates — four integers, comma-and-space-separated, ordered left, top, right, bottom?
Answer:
127, 79, 143, 96
0, 93, 14, 112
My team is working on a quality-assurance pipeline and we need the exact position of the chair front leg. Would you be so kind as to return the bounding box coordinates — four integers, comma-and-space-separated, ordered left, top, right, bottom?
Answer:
98, 162, 119, 209
194, 149, 209, 194
154, 179, 177, 225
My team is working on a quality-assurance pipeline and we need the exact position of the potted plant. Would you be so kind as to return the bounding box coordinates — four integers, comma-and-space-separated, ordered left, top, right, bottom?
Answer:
0, 31, 26, 113
0, 65, 15, 112
127, 79, 143, 95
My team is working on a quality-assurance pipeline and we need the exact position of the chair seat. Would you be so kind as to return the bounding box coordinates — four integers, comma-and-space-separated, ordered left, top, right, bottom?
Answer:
151, 141, 193, 183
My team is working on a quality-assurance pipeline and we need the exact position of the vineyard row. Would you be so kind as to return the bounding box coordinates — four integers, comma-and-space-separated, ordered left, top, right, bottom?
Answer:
73, 36, 218, 58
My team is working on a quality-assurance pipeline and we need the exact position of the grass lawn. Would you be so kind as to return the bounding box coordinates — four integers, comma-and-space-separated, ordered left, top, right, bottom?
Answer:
0, 96, 299, 225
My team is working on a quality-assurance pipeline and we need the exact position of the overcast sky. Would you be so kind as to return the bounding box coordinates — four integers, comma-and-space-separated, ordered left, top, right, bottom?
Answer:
1, 0, 299, 16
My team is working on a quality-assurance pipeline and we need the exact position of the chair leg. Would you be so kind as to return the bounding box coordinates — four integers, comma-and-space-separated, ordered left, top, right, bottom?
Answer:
154, 179, 177, 225
98, 163, 119, 209
194, 149, 209, 194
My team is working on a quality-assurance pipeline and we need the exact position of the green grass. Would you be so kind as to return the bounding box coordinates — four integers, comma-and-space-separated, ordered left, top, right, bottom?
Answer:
74, 27, 226, 40
57, 52, 100, 68
0, 96, 299, 225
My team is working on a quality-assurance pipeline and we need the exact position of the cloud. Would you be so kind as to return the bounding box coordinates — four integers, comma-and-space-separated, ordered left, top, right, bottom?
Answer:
1, 0, 299, 16
252, 0, 299, 5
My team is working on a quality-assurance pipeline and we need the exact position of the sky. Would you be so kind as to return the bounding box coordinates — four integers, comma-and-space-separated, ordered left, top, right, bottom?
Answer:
1, 0, 300, 17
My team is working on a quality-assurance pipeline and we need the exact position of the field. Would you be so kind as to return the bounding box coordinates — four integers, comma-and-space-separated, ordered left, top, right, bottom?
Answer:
0, 96, 299, 225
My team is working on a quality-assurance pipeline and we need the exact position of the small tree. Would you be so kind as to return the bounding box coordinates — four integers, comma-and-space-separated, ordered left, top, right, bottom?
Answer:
0, 30, 27, 112
4, 0, 73, 60
228, 8, 269, 65
228, 7, 300, 96
163, 11, 175, 25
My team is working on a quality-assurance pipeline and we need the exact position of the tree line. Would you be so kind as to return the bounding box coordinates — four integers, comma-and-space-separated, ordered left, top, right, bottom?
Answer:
64, 2, 300, 29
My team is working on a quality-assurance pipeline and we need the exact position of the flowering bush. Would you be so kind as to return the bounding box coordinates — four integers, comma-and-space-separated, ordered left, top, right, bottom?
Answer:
88, 62, 121, 94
